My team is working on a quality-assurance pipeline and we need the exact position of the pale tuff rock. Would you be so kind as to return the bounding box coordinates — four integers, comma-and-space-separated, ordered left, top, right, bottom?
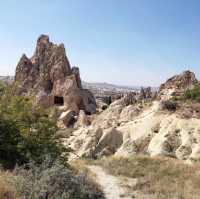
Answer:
63, 127, 103, 159
147, 116, 200, 160
94, 128, 123, 157
120, 105, 141, 122
75, 110, 90, 128
63, 71, 200, 162
96, 99, 109, 112
57, 110, 76, 128
64, 126, 123, 159
15, 35, 96, 115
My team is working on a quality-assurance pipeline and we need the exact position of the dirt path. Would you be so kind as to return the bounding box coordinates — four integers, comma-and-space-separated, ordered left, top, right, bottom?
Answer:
88, 165, 137, 199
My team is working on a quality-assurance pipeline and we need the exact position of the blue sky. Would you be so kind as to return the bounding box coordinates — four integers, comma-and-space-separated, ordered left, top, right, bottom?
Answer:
0, 0, 200, 86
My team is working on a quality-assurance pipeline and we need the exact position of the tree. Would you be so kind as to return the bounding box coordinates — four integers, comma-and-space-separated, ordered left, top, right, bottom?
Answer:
0, 83, 67, 168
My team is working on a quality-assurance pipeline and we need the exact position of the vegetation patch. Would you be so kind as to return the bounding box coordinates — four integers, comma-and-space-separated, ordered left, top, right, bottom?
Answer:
0, 83, 105, 199
0, 157, 105, 199
184, 85, 200, 102
0, 83, 67, 169
92, 156, 200, 199
160, 100, 177, 111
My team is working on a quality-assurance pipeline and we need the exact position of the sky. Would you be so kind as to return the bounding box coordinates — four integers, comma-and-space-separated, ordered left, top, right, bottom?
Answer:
0, 0, 200, 87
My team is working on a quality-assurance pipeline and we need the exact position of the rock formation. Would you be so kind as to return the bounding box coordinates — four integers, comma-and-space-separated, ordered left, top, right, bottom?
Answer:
159, 70, 198, 100
14, 39, 200, 163
15, 35, 96, 114
138, 87, 152, 100
60, 70, 200, 163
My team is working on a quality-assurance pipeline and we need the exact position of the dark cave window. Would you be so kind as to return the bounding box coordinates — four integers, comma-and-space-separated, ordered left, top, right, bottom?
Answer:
85, 111, 91, 115
54, 96, 64, 106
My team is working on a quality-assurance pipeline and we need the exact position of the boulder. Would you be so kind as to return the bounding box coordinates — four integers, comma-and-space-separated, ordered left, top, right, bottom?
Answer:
75, 110, 90, 128
63, 127, 103, 159
120, 105, 141, 122
94, 128, 123, 157
57, 110, 76, 128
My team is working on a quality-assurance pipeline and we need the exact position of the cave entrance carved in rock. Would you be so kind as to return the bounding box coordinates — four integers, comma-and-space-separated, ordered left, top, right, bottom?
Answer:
54, 96, 64, 106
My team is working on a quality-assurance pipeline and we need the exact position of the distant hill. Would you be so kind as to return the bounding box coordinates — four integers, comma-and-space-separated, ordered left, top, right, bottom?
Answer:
0, 76, 157, 93
82, 81, 158, 97
0, 76, 14, 84
82, 81, 141, 92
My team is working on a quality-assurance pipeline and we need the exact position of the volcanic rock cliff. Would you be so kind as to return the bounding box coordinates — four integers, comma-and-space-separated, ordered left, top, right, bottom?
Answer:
15, 35, 96, 114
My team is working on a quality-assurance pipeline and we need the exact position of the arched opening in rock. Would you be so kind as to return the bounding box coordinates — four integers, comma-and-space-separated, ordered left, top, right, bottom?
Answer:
54, 96, 64, 106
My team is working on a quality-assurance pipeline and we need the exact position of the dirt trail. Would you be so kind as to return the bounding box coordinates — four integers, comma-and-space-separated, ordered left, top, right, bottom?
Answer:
88, 165, 136, 199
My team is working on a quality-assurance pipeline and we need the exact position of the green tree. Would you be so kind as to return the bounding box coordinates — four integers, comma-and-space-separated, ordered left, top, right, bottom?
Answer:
0, 83, 67, 168
0, 118, 24, 168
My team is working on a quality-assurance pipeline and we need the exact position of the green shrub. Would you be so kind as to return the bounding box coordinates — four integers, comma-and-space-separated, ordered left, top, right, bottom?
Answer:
11, 157, 105, 199
0, 84, 67, 168
0, 118, 24, 169
184, 85, 200, 102
161, 100, 177, 111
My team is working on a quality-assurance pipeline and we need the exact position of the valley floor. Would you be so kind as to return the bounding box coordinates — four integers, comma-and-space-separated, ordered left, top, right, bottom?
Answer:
85, 156, 200, 199
88, 165, 136, 199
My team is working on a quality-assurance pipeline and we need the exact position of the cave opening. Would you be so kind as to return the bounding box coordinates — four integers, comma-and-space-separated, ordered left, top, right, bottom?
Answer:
54, 96, 64, 106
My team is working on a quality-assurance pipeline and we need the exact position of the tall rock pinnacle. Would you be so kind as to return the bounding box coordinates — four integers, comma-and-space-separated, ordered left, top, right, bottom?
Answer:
15, 34, 96, 114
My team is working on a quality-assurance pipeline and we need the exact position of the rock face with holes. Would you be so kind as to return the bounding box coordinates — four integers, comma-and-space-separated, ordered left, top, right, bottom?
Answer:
15, 35, 96, 114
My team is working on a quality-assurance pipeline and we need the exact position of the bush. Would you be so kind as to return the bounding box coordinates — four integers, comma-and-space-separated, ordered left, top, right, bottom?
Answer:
9, 157, 105, 199
161, 100, 177, 111
102, 96, 112, 105
184, 85, 200, 102
0, 118, 24, 169
0, 84, 67, 168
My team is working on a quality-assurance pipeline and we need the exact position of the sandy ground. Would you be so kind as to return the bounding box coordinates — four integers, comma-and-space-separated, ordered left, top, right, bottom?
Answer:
88, 165, 137, 199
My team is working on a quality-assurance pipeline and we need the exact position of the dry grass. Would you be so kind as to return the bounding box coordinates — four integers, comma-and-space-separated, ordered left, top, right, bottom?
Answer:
70, 159, 91, 175
0, 171, 16, 199
93, 155, 200, 199
70, 159, 99, 182
0, 159, 105, 199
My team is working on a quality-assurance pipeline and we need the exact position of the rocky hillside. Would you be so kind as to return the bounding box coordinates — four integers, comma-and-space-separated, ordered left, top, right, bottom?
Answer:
61, 70, 200, 163
159, 70, 198, 100
5, 35, 200, 163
